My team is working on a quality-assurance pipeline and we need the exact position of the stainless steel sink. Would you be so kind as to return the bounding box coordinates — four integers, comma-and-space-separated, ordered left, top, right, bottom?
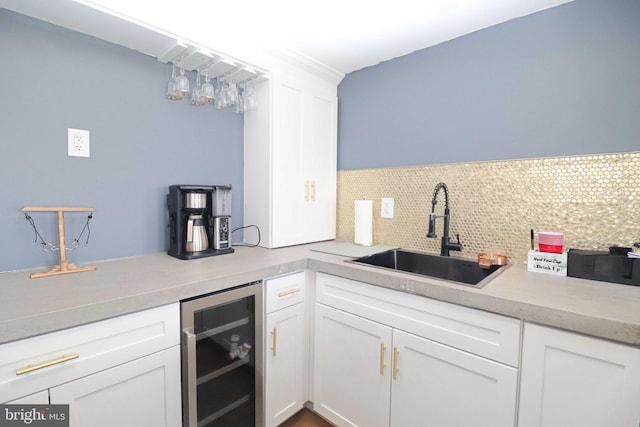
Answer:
348, 248, 508, 287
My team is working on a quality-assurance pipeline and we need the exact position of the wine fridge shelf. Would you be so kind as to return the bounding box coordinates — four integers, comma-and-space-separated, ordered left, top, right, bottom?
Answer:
196, 317, 249, 340
197, 357, 254, 425
197, 356, 249, 386
198, 395, 250, 427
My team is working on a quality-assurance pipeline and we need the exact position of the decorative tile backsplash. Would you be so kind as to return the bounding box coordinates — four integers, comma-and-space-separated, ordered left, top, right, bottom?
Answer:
337, 152, 640, 263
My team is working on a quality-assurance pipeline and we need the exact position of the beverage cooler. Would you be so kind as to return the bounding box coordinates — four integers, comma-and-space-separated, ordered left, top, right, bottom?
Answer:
181, 282, 263, 427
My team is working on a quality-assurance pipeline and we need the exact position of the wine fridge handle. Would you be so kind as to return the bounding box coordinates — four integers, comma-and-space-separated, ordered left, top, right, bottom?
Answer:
183, 328, 198, 427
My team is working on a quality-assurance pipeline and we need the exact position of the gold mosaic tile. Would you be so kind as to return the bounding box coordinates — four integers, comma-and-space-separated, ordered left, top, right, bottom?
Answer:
337, 152, 640, 264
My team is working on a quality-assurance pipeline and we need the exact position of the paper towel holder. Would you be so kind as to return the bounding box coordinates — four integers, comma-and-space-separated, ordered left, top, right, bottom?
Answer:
354, 198, 375, 246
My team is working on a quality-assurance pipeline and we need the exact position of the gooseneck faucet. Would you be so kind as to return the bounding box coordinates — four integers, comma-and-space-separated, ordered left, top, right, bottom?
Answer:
427, 182, 463, 256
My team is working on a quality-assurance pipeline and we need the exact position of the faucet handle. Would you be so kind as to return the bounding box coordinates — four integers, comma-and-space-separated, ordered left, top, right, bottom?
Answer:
426, 213, 437, 238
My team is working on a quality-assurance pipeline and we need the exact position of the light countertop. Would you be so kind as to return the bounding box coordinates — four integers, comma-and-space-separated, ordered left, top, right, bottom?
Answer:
1, 242, 639, 346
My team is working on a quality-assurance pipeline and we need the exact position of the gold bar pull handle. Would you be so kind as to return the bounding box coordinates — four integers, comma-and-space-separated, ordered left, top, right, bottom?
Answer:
380, 343, 387, 375
304, 180, 310, 202
310, 180, 316, 202
270, 328, 277, 357
393, 346, 400, 380
16, 353, 79, 376
277, 288, 301, 298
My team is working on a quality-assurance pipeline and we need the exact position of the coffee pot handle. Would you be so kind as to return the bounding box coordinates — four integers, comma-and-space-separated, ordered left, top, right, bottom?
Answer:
186, 217, 194, 242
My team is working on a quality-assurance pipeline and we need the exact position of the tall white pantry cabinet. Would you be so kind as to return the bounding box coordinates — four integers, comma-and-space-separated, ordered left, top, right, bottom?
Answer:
244, 64, 338, 248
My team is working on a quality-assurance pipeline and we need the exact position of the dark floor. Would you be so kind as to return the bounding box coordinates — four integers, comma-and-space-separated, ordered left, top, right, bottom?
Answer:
279, 408, 334, 427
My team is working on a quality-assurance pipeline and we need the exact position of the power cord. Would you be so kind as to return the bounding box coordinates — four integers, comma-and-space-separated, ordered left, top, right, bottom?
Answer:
231, 225, 261, 247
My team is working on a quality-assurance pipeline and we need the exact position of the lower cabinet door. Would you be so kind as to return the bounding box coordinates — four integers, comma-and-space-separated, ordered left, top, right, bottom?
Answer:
518, 323, 640, 427
313, 304, 392, 427
390, 329, 518, 427
50, 346, 182, 427
265, 303, 305, 427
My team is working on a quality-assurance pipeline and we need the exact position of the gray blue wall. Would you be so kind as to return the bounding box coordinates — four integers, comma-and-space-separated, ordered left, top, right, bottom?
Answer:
337, 0, 640, 170
4, 0, 639, 271
0, 11, 244, 272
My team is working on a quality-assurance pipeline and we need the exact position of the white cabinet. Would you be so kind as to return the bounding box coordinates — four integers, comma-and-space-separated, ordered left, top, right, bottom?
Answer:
314, 304, 392, 427
518, 323, 640, 427
0, 304, 181, 427
390, 329, 517, 427
244, 67, 337, 248
50, 347, 181, 427
313, 273, 520, 427
264, 272, 307, 427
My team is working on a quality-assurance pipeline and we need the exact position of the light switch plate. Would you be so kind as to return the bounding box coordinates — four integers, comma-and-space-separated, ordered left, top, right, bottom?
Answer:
68, 128, 90, 158
381, 198, 394, 218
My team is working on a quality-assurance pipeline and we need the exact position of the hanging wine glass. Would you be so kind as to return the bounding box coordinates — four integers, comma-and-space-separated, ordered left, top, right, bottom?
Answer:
200, 73, 215, 104
214, 79, 227, 109
191, 72, 205, 106
175, 66, 190, 97
227, 81, 239, 106
243, 82, 257, 111
233, 90, 244, 114
167, 63, 182, 100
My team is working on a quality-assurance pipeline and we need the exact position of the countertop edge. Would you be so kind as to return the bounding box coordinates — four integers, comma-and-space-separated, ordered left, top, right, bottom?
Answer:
1, 244, 639, 346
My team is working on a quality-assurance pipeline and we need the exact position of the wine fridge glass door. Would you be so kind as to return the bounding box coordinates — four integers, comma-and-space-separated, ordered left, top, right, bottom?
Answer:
182, 282, 263, 427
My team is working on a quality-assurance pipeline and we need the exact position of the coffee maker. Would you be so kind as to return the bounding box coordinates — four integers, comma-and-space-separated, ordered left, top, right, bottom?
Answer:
167, 185, 234, 260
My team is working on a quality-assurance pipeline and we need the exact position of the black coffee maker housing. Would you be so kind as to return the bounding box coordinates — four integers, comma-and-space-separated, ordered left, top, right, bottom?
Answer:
167, 185, 234, 260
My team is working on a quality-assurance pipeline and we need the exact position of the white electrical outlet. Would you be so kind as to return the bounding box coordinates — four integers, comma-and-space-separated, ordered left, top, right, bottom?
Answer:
68, 128, 90, 158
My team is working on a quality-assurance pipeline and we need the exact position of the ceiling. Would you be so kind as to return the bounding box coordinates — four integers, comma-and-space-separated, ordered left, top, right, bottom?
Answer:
1, 0, 574, 76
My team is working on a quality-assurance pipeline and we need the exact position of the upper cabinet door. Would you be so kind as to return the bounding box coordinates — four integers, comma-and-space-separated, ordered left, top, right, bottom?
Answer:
302, 85, 337, 243
518, 323, 640, 427
244, 66, 338, 248
271, 75, 306, 247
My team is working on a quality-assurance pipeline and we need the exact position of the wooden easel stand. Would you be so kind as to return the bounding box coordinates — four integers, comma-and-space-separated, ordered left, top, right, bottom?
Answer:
21, 206, 96, 279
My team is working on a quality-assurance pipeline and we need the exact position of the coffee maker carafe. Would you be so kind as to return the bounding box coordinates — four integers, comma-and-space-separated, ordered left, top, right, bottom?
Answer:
167, 185, 234, 260
185, 214, 208, 252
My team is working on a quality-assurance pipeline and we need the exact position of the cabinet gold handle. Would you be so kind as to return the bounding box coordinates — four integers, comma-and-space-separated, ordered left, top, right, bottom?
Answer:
380, 343, 387, 375
304, 180, 310, 202
310, 180, 316, 202
393, 347, 399, 380
277, 288, 301, 298
270, 328, 277, 357
16, 353, 79, 376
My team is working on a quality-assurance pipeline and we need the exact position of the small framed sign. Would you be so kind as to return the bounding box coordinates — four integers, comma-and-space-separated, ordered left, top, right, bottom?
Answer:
527, 250, 568, 276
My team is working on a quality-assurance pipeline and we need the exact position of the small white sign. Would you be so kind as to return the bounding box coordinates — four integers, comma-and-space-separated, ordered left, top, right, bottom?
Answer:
527, 250, 567, 276
381, 198, 394, 218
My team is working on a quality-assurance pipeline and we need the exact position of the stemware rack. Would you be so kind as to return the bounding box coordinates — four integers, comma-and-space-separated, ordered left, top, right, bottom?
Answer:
158, 41, 268, 89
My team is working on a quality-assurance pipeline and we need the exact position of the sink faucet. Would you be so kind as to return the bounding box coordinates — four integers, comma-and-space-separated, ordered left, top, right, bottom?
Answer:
427, 182, 463, 256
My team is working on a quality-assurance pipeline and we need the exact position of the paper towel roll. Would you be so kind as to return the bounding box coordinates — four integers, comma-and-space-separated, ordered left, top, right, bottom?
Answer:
354, 199, 373, 246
